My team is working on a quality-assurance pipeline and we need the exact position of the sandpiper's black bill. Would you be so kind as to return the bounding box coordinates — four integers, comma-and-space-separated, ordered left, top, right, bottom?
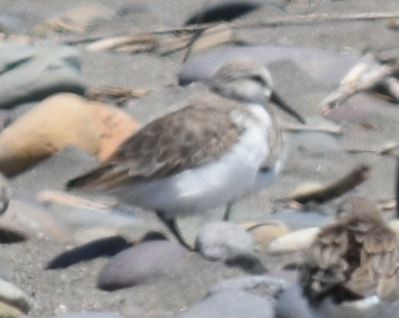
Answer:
270, 92, 305, 124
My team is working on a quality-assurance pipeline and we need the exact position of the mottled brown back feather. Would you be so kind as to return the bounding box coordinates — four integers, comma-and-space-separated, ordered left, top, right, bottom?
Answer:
301, 197, 399, 305
67, 97, 244, 191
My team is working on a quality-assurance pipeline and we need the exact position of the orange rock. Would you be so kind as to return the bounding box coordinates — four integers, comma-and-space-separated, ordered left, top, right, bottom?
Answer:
89, 100, 140, 161
0, 93, 139, 176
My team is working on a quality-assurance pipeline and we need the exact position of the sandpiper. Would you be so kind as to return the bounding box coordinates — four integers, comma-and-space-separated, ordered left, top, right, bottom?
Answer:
66, 60, 304, 250
301, 196, 399, 318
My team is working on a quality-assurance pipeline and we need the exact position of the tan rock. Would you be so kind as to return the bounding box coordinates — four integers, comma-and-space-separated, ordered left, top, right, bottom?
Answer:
0, 94, 139, 176
0, 199, 73, 243
0, 301, 23, 318
90, 99, 140, 161
289, 183, 324, 199
242, 221, 290, 249
267, 227, 320, 255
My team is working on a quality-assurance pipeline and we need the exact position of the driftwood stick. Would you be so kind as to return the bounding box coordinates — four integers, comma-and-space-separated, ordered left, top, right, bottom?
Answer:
86, 87, 150, 100
58, 12, 399, 48
152, 12, 399, 34
345, 142, 399, 156
282, 123, 343, 135
281, 165, 370, 204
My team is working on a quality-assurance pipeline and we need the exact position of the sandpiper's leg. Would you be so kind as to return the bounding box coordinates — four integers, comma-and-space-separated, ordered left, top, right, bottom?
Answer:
156, 211, 194, 251
223, 202, 234, 221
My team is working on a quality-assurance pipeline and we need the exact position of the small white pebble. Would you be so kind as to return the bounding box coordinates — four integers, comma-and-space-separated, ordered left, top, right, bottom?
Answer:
54, 303, 67, 315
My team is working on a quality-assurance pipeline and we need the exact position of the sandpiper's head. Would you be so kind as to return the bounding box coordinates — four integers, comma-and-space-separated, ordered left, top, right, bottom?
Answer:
210, 60, 305, 123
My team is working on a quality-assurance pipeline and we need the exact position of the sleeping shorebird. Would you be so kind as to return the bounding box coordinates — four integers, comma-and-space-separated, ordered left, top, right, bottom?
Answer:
300, 196, 399, 318
66, 60, 304, 250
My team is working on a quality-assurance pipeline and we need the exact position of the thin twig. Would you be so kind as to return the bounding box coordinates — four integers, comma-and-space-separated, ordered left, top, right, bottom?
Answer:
57, 12, 399, 49
282, 123, 343, 135
152, 12, 399, 34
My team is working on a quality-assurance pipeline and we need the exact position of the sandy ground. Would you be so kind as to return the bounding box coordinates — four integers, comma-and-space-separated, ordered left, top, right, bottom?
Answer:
1, 0, 399, 317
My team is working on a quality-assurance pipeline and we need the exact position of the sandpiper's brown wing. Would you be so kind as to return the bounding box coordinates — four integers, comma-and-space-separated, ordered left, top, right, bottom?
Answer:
67, 98, 244, 191
301, 197, 399, 303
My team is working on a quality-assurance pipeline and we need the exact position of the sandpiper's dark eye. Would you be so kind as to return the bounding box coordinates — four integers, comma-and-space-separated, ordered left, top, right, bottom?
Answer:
250, 75, 265, 85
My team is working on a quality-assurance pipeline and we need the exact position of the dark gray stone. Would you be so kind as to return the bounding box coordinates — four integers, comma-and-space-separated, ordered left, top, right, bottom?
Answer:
185, 2, 261, 25
0, 42, 85, 109
177, 290, 275, 318
97, 240, 187, 291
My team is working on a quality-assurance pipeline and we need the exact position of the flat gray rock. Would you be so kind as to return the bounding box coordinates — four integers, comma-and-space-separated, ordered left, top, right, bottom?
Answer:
0, 42, 85, 108
177, 290, 275, 318
97, 240, 187, 291
179, 45, 358, 87
275, 284, 313, 318
11, 147, 98, 194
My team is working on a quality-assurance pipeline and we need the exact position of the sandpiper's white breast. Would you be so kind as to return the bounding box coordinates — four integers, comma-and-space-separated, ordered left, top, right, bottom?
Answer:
111, 104, 281, 218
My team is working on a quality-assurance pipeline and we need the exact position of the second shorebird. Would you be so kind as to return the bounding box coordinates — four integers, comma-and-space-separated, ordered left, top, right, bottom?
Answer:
301, 197, 399, 318
67, 60, 304, 250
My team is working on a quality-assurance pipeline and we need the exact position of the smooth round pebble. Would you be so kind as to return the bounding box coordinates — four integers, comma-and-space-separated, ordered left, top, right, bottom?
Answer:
195, 221, 255, 261
0, 278, 30, 313
267, 227, 320, 255
176, 290, 275, 318
97, 240, 187, 291
242, 222, 290, 248
0, 199, 73, 242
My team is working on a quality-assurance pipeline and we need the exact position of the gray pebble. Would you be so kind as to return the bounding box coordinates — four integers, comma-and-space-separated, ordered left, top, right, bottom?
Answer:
97, 240, 187, 291
177, 290, 275, 318
275, 284, 313, 318
0, 42, 85, 109
195, 221, 255, 261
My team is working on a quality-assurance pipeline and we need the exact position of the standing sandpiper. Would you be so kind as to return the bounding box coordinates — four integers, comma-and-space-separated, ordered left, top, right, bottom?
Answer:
301, 197, 399, 318
67, 60, 304, 250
